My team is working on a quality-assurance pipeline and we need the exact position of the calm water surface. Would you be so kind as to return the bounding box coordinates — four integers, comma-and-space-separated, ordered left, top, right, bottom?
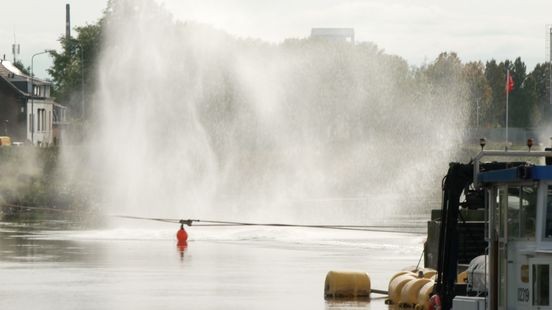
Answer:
0, 221, 425, 310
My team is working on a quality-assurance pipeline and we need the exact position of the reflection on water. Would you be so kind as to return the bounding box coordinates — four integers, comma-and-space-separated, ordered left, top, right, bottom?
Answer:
0, 220, 423, 309
177, 241, 188, 260
0, 222, 105, 265
325, 296, 403, 310
325, 298, 371, 309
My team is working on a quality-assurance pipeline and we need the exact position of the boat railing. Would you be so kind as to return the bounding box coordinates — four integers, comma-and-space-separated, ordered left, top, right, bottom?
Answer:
473, 150, 552, 187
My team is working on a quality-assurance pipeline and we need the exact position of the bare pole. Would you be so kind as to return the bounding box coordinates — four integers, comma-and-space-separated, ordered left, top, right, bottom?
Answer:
506, 69, 509, 150
66, 4, 71, 40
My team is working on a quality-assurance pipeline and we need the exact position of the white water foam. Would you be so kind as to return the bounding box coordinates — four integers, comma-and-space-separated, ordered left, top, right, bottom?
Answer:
27, 226, 424, 253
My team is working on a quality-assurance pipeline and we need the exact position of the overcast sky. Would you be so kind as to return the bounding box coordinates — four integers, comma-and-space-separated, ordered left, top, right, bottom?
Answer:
2, 0, 552, 78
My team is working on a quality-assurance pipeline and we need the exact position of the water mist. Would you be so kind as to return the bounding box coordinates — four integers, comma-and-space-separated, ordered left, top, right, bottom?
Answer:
84, 0, 469, 225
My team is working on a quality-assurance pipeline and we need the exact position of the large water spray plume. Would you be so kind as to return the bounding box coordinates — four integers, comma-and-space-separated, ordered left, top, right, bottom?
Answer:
83, 0, 468, 224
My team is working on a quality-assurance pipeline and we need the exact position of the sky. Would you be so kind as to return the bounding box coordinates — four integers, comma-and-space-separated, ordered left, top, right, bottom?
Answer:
2, 0, 552, 79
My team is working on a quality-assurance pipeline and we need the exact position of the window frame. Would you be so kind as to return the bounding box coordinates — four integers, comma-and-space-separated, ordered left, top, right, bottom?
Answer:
532, 263, 550, 306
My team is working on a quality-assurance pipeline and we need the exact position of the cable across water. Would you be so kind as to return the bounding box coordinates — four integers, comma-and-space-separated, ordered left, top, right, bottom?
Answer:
113, 215, 425, 234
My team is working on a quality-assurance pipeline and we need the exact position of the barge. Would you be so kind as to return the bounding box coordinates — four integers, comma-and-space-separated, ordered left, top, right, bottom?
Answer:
326, 142, 552, 310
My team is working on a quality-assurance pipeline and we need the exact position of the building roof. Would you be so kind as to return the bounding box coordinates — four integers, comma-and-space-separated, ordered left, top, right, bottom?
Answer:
0, 59, 65, 108
0, 60, 25, 76
0, 71, 27, 98
0, 60, 50, 86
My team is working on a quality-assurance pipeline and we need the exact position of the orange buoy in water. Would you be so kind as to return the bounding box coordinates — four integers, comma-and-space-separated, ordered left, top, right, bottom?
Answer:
177, 224, 188, 242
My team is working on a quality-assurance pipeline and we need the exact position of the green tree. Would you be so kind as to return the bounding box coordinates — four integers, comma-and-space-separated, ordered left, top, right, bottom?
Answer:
531, 62, 551, 126
48, 22, 103, 120
463, 61, 492, 127
423, 52, 464, 89
508, 57, 535, 128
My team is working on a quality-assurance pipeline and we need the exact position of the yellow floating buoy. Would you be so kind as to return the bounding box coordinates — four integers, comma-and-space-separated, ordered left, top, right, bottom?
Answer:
324, 271, 371, 299
400, 278, 432, 306
422, 268, 437, 279
388, 270, 412, 283
415, 280, 435, 310
401, 267, 436, 279
387, 272, 416, 304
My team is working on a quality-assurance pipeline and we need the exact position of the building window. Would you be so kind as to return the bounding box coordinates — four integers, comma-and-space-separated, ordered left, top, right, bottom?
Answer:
506, 185, 536, 240
546, 186, 552, 239
506, 187, 520, 238
533, 264, 549, 306
37, 109, 41, 131
36, 109, 47, 132
520, 185, 537, 238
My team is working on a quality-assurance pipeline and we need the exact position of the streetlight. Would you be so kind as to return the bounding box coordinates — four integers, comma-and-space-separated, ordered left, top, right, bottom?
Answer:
30, 49, 52, 145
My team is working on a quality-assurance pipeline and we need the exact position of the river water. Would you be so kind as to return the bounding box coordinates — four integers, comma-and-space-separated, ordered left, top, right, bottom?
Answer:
0, 220, 425, 310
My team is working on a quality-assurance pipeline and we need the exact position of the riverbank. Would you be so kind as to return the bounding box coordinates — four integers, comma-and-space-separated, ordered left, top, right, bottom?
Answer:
0, 146, 94, 221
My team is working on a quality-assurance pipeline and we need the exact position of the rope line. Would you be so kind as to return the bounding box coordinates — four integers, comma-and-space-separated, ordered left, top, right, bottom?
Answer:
113, 215, 425, 234
415, 248, 425, 270
1, 205, 425, 234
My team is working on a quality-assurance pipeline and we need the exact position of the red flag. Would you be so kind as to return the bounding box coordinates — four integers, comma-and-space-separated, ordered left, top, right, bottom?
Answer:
506, 71, 514, 93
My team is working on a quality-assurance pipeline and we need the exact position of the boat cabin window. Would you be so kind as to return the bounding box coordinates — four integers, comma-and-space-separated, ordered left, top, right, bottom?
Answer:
533, 264, 550, 306
506, 187, 520, 238
546, 186, 552, 239
505, 185, 536, 240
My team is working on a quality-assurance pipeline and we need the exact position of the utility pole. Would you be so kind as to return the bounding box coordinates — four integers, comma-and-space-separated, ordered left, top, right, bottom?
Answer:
506, 69, 509, 149
66, 4, 71, 40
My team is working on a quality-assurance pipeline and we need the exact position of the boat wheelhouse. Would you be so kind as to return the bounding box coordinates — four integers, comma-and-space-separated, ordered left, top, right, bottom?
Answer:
476, 151, 552, 309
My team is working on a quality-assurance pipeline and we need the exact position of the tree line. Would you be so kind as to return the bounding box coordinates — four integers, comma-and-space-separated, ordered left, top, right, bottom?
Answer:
42, 3, 551, 131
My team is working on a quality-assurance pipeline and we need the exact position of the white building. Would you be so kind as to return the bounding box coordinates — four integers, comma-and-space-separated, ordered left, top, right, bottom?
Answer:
0, 59, 66, 146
